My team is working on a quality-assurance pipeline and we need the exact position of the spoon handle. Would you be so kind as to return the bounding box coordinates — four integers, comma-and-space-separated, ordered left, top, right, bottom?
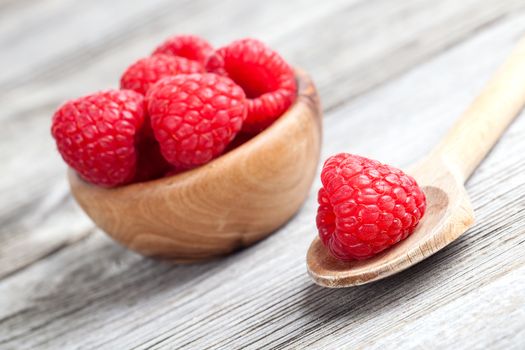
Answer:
435, 36, 525, 182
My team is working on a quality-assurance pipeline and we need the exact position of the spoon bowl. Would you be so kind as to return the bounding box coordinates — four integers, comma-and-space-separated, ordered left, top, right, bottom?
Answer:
69, 70, 322, 262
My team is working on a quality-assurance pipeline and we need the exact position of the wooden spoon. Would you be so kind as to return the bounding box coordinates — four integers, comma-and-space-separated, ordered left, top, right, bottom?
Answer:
69, 70, 322, 262
307, 37, 525, 287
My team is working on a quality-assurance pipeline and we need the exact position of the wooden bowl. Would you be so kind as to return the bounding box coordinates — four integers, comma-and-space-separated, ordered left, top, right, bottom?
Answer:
69, 70, 322, 262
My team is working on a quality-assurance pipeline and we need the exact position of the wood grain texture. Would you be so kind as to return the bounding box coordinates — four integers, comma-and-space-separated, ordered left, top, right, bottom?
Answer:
69, 71, 321, 260
436, 35, 525, 180
1, 1, 525, 349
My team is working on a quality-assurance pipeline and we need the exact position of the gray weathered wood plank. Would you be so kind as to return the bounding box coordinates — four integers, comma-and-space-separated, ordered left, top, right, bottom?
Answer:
362, 264, 525, 349
1, 7, 524, 349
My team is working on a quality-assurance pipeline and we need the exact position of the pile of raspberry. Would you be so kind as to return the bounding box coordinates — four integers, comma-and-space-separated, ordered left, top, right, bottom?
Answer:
52, 35, 297, 187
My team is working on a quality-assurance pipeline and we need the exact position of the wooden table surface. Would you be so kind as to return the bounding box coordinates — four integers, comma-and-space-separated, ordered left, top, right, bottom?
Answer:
1, 1, 525, 349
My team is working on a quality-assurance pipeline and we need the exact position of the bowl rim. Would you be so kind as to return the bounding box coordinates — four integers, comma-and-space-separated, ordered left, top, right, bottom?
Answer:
69, 69, 317, 193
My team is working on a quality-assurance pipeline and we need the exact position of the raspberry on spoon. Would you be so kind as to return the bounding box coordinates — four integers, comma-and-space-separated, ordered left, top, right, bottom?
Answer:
316, 153, 426, 260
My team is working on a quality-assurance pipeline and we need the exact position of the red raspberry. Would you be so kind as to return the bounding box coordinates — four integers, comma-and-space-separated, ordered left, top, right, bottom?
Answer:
206, 38, 297, 134
147, 73, 247, 169
316, 153, 426, 260
51, 90, 146, 187
153, 34, 214, 66
120, 54, 203, 95
133, 130, 171, 182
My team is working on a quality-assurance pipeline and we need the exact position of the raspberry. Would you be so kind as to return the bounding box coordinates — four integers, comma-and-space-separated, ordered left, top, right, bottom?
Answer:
153, 34, 214, 66
51, 90, 146, 187
206, 38, 297, 134
120, 54, 203, 95
147, 73, 247, 169
133, 130, 171, 182
316, 153, 426, 260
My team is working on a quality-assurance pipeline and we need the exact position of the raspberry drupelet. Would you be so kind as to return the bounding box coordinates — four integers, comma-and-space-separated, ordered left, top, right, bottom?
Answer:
316, 153, 427, 260
206, 38, 297, 134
